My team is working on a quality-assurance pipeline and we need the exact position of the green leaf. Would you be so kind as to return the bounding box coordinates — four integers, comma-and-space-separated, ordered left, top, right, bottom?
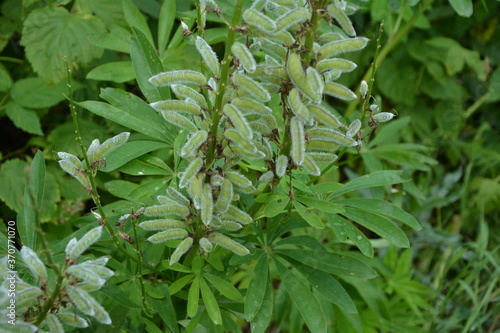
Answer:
200, 277, 222, 325
158, 0, 176, 56
104, 180, 138, 200
21, 7, 105, 83
448, 0, 473, 17
275, 235, 324, 250
0, 159, 27, 212
297, 196, 345, 214
487, 67, 500, 103
326, 213, 374, 257
263, 195, 289, 217
10, 77, 68, 109
341, 207, 410, 248
100, 283, 141, 309
245, 255, 269, 321
336, 198, 421, 230
310, 182, 343, 195
169, 274, 194, 295
187, 276, 200, 318
0, 64, 13, 92
329, 170, 405, 198
101, 141, 168, 172
293, 201, 324, 229
88, 24, 132, 53
250, 276, 273, 333
87, 61, 135, 83
74, 0, 126, 28
289, 258, 358, 314
367, 117, 411, 147
131, 28, 170, 103
150, 284, 180, 333
5, 102, 42, 135
117, 154, 173, 176
204, 273, 242, 302
276, 249, 377, 279
273, 258, 327, 333
123, 0, 154, 45
128, 178, 169, 199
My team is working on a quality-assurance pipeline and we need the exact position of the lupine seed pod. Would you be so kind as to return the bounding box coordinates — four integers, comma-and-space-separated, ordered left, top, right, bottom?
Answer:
287, 52, 320, 102
66, 285, 94, 316
208, 233, 250, 256
85, 291, 112, 325
180, 130, 208, 158
157, 195, 186, 207
166, 187, 190, 207
67, 266, 106, 287
58, 159, 91, 188
359, 80, 368, 99
169, 237, 194, 266
232, 73, 271, 102
201, 183, 213, 225
149, 70, 207, 86
143, 204, 190, 217
179, 157, 204, 189
373, 112, 395, 123
306, 127, 358, 147
290, 117, 306, 166
57, 152, 82, 169
259, 170, 274, 184
160, 111, 199, 132
222, 205, 253, 225
255, 38, 288, 61
369, 104, 379, 112
308, 152, 338, 164
249, 120, 272, 136
253, 138, 272, 159
217, 220, 243, 231
147, 229, 189, 244
78, 263, 114, 280
210, 174, 224, 186
346, 119, 362, 137
225, 171, 256, 193
20, 246, 47, 281
150, 100, 201, 115
231, 42, 257, 73
307, 104, 342, 128
139, 219, 186, 231
215, 178, 233, 213
195, 36, 220, 77
323, 70, 342, 82
306, 67, 324, 102
288, 88, 313, 125
264, 66, 288, 80
231, 97, 272, 115
199, 237, 213, 253
66, 226, 103, 262
188, 173, 205, 209
80, 256, 109, 267
46, 313, 64, 333
318, 37, 369, 60
242, 9, 276, 33
224, 128, 257, 153
326, 4, 356, 37
171, 84, 208, 108
306, 139, 340, 151
323, 82, 357, 101
302, 154, 321, 176
319, 32, 344, 42
275, 154, 289, 178
275, 8, 311, 31
232, 145, 266, 159
86, 139, 100, 164
252, 29, 295, 47
16, 287, 43, 306
223, 104, 253, 140
57, 313, 89, 328
316, 58, 357, 73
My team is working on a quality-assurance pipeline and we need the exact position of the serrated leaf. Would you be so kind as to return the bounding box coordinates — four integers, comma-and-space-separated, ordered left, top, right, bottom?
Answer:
10, 77, 68, 109
294, 201, 324, 229
5, 102, 42, 135
21, 7, 105, 83
245, 255, 269, 321
273, 258, 327, 333
87, 61, 135, 83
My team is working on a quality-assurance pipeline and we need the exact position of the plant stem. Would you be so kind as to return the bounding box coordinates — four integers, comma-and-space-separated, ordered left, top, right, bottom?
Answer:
303, 0, 324, 65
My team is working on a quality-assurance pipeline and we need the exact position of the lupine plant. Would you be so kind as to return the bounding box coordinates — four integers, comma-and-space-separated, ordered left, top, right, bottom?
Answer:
1, 0, 423, 331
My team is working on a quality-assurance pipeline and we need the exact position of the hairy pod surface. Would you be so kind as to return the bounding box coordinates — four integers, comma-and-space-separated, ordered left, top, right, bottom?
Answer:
290, 116, 306, 166
323, 82, 357, 101
231, 42, 257, 73
215, 178, 233, 213
223, 104, 253, 140
275, 8, 311, 31
302, 154, 321, 176
316, 58, 357, 73
308, 152, 339, 164
231, 97, 272, 115
225, 171, 256, 194
179, 157, 204, 189
326, 4, 356, 37
160, 111, 199, 132
171, 84, 208, 108
144, 204, 190, 217
224, 128, 257, 154
180, 130, 208, 158
149, 70, 207, 86
287, 52, 320, 102
373, 112, 395, 123
169, 237, 194, 266
288, 88, 313, 125
147, 229, 189, 244
166, 186, 190, 207
318, 37, 369, 60
307, 127, 358, 147
150, 100, 201, 115
307, 104, 342, 128
208, 233, 250, 256
222, 205, 253, 225
232, 73, 271, 102
347, 119, 362, 137
139, 219, 186, 231
243, 8, 276, 33
276, 154, 289, 178
201, 183, 214, 225
195, 36, 220, 76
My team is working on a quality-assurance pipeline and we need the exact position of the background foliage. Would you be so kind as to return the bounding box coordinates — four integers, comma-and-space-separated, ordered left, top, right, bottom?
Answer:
0, 0, 499, 332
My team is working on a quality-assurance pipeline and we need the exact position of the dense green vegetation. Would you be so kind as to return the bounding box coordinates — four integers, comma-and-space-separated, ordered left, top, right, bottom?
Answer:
0, 0, 498, 332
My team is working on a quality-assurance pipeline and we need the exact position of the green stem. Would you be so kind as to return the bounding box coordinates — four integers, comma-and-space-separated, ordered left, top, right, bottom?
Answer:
465, 92, 490, 119
0, 56, 23, 64
303, 0, 324, 65
345, 0, 434, 117
205, 0, 244, 167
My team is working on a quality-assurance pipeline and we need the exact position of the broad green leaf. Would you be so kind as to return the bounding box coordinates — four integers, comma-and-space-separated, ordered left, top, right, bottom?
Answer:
342, 208, 410, 248
336, 198, 421, 230
250, 277, 273, 333
204, 273, 242, 302
294, 201, 324, 229
117, 154, 173, 176
5, 102, 42, 135
325, 213, 348, 242
88, 24, 132, 53
74, 0, 126, 28
104, 180, 138, 200
0, 64, 12, 92
123, 0, 154, 44
276, 249, 377, 279
448, 0, 473, 17
200, 277, 222, 325
289, 258, 358, 314
158, 0, 176, 57
76, 100, 171, 143
329, 170, 405, 198
169, 274, 194, 295
263, 195, 289, 217
273, 258, 327, 333
310, 182, 343, 195
367, 117, 411, 148
326, 213, 374, 257
87, 61, 135, 83
131, 28, 170, 103
150, 284, 180, 333
187, 276, 200, 318
128, 178, 169, 199
0, 159, 27, 212
297, 196, 345, 214
100, 283, 141, 309
101, 141, 168, 172
245, 255, 269, 321
21, 7, 105, 83
370, 144, 437, 171
10, 77, 67, 109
